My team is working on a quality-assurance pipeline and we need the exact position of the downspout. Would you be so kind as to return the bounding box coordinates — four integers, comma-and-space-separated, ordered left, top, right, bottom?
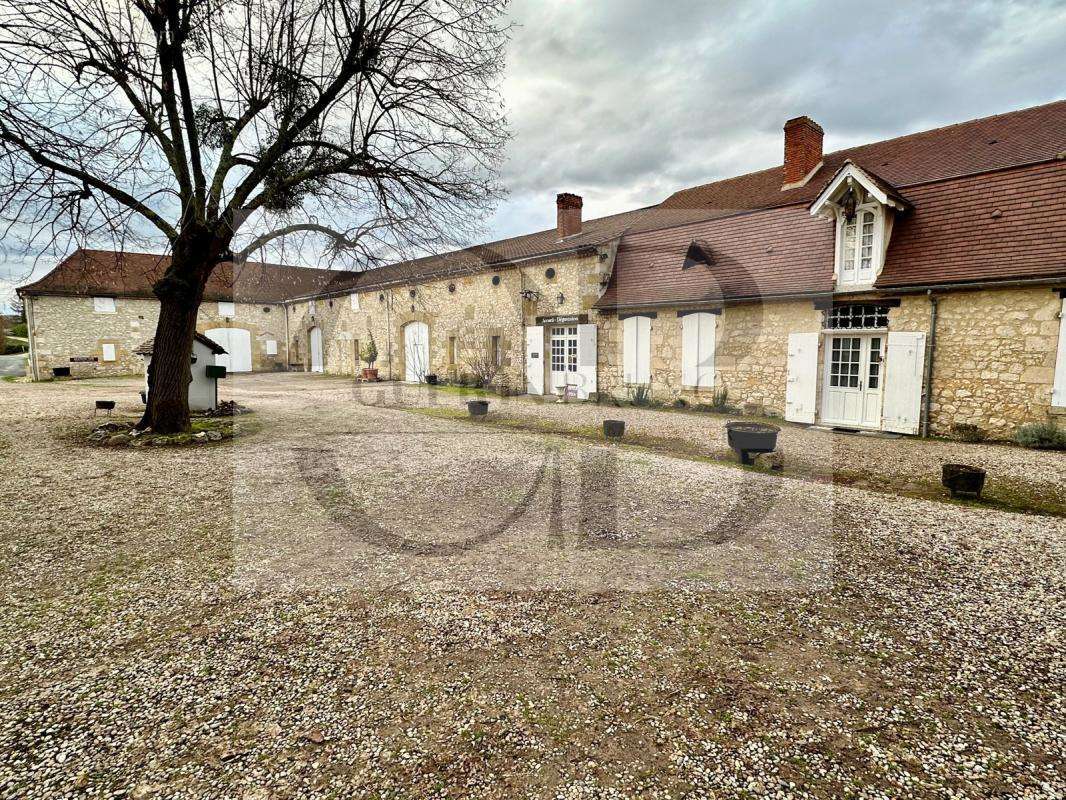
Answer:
283, 302, 290, 372
385, 290, 394, 381
24, 294, 39, 381
920, 290, 938, 437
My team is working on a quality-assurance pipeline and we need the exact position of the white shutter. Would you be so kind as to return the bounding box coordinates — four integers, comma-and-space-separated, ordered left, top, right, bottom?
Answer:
525, 325, 544, 395
350, 293, 360, 311
1053, 298, 1066, 407
882, 331, 926, 435
93, 296, 116, 313
681, 314, 699, 387
697, 313, 716, 388
218, 301, 236, 317
623, 316, 651, 385
265, 339, 278, 356
785, 332, 819, 423
101, 343, 117, 362
576, 323, 597, 399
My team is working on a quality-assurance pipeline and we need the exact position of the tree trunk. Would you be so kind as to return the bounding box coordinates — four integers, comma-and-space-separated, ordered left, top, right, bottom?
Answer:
138, 235, 227, 434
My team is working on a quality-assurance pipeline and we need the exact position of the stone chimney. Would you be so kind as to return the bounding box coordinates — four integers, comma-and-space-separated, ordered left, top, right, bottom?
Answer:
782, 116, 823, 187
556, 193, 583, 237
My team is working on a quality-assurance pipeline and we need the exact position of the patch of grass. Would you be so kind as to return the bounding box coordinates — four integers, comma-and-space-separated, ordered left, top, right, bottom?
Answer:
427, 383, 495, 398
402, 407, 1066, 518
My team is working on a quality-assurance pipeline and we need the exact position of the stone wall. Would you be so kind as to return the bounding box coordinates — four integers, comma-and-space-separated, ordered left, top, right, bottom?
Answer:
596, 287, 1063, 436
890, 287, 1062, 436
596, 300, 822, 414
287, 250, 612, 391
26, 294, 289, 378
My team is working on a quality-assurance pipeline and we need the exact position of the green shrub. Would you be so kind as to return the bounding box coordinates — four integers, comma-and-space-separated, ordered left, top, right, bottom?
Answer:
360, 334, 378, 365
1014, 422, 1066, 450
11, 322, 27, 338
631, 384, 652, 407
672, 397, 689, 409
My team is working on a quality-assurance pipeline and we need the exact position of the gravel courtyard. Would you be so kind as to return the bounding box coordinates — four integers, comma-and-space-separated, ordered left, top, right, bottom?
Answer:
0, 373, 1063, 799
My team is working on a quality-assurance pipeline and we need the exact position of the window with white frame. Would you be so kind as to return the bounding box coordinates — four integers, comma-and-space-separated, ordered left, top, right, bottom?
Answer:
837, 205, 882, 286
101, 343, 117, 362
350, 293, 360, 311
308, 299, 316, 315
218, 301, 236, 317
93, 296, 116, 313
622, 315, 652, 384
265, 339, 278, 356
826, 303, 889, 330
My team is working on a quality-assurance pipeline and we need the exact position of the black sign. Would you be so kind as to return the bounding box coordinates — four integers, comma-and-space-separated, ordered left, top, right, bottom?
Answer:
536, 314, 588, 325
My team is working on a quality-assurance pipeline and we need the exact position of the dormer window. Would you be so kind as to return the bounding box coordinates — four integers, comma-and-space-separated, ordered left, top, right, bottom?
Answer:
837, 201, 882, 286
809, 160, 911, 292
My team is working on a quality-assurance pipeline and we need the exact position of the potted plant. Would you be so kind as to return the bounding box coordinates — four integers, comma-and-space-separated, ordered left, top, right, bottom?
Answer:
725, 421, 780, 465
361, 335, 379, 381
467, 399, 489, 417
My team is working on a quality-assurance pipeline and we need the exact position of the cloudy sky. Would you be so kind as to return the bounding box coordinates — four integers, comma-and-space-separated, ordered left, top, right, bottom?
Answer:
3, 0, 1065, 310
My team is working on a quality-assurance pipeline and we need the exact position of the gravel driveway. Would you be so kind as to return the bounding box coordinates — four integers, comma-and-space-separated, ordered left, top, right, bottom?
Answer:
0, 373, 1062, 799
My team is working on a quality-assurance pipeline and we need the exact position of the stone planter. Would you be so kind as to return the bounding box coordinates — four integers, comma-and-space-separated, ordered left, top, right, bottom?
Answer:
361, 367, 379, 381
725, 421, 780, 465
603, 419, 625, 438
425, 373, 438, 385
467, 400, 489, 417
942, 463, 986, 498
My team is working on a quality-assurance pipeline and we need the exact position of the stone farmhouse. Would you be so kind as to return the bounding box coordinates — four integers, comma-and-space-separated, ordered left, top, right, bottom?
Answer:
17, 101, 1066, 438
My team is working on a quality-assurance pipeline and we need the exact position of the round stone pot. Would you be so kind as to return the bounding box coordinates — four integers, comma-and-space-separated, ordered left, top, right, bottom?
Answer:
425, 374, 438, 385
603, 419, 625, 438
361, 367, 379, 381
725, 421, 780, 465
467, 400, 489, 417
942, 463, 986, 498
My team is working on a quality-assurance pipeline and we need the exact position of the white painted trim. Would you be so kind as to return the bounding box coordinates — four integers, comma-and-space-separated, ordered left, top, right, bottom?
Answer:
1053, 297, 1066, 407
810, 161, 908, 218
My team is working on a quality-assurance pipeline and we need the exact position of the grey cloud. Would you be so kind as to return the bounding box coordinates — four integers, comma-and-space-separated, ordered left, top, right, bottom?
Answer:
494, 0, 1066, 234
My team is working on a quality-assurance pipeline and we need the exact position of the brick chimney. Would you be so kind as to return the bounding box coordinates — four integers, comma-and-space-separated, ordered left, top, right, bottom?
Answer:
556, 193, 583, 237
782, 116, 823, 187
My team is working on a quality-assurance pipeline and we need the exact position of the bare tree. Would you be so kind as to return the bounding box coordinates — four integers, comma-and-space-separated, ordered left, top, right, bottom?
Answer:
0, 0, 509, 431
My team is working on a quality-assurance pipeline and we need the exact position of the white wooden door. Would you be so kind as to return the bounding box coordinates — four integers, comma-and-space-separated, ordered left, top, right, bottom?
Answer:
205, 327, 252, 373
882, 332, 926, 434
575, 323, 597, 399
404, 321, 429, 382
821, 335, 884, 428
785, 332, 818, 423
549, 325, 578, 394
309, 326, 324, 373
525, 325, 544, 395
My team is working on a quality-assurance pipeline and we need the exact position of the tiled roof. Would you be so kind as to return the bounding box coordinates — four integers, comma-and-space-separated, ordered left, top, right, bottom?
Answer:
597, 159, 1066, 308
134, 332, 227, 356
18, 249, 348, 303
660, 100, 1066, 212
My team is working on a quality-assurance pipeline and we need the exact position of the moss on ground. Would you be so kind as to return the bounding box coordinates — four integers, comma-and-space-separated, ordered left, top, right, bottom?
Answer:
403, 406, 1065, 518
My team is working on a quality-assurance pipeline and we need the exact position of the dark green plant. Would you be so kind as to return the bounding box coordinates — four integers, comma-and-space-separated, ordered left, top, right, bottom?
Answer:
360, 335, 378, 366
631, 384, 652, 406
1014, 422, 1066, 450
710, 385, 730, 411
672, 397, 688, 409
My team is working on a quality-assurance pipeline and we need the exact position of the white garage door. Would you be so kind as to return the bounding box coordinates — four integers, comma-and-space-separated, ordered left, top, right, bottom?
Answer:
205, 328, 252, 373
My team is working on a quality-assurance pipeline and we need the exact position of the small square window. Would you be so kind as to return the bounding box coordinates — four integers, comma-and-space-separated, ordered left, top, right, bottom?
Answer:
265, 340, 278, 356
101, 343, 117, 362
308, 300, 316, 315
218, 301, 236, 317
93, 296, 116, 314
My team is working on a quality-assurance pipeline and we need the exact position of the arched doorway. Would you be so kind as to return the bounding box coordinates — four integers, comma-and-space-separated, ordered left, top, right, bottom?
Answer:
309, 326, 324, 373
403, 321, 429, 382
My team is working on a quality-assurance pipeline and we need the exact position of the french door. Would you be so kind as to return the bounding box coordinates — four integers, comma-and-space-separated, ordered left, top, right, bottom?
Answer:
549, 326, 578, 394
822, 334, 885, 428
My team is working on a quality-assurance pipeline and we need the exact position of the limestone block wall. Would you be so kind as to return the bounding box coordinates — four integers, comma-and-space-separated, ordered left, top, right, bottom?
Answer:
26, 294, 288, 378
890, 287, 1062, 436
597, 300, 822, 414
287, 251, 611, 390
